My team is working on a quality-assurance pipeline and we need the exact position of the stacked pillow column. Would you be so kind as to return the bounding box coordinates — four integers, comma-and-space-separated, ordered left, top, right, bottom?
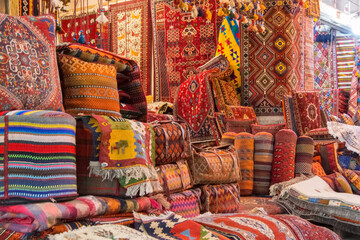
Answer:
234, 133, 254, 195
295, 136, 314, 176
253, 132, 274, 195
271, 129, 297, 185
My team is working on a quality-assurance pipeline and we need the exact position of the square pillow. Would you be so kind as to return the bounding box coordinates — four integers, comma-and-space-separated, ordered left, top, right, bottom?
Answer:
312, 162, 326, 177
292, 91, 322, 135
282, 95, 299, 135
212, 78, 240, 107
334, 172, 353, 194
225, 119, 256, 133
222, 105, 258, 123
251, 124, 285, 136
0, 14, 63, 111
220, 132, 237, 145
58, 54, 121, 116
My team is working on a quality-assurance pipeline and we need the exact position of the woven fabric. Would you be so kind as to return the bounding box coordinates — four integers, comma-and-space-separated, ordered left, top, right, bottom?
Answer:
312, 162, 326, 177
19, 0, 39, 16
295, 136, 314, 176
314, 39, 334, 89
225, 118, 256, 133
320, 142, 341, 175
349, 66, 359, 117
110, 0, 151, 95
197, 55, 230, 73
222, 105, 258, 122
234, 132, 254, 195
0, 228, 24, 240
336, 36, 357, 90
169, 189, 201, 218
0, 14, 63, 111
292, 91, 322, 135
212, 74, 241, 108
238, 196, 285, 214
334, 172, 353, 194
271, 129, 297, 185
61, 14, 98, 45
58, 54, 120, 116
307, 0, 320, 18
338, 153, 360, 171
147, 113, 175, 122
164, 2, 217, 102
303, 14, 314, 91
283, 95, 299, 135
241, 2, 303, 116
339, 113, 354, 125
134, 212, 227, 240
251, 124, 285, 136
57, 43, 148, 122
319, 89, 339, 117
253, 132, 274, 195
320, 173, 337, 191
221, 132, 237, 146
0, 110, 76, 201
343, 169, 360, 194
339, 90, 350, 113
216, 16, 241, 99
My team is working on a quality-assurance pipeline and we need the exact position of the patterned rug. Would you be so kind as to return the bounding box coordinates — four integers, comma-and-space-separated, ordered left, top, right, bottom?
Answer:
336, 35, 357, 90
61, 13, 98, 46
110, 0, 152, 95
164, 0, 218, 102
319, 89, 339, 116
241, 1, 303, 117
303, 13, 315, 91
314, 40, 333, 89
19, 0, 39, 16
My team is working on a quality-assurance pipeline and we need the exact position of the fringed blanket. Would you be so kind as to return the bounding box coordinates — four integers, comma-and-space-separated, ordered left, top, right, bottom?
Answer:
327, 121, 360, 155
83, 116, 159, 197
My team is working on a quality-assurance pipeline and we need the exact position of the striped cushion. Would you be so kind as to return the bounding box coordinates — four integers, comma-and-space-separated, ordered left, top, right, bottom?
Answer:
253, 132, 274, 195
0, 110, 77, 201
295, 136, 314, 176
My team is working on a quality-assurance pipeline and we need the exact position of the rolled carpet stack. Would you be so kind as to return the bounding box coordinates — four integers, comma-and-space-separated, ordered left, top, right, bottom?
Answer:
253, 132, 274, 195
295, 136, 314, 176
271, 129, 297, 185
234, 132, 254, 195
220, 132, 237, 145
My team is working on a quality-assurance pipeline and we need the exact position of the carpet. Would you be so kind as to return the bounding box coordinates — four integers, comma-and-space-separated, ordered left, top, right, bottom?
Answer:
110, 0, 151, 95
348, 66, 359, 117
165, 0, 217, 102
303, 13, 315, 91
336, 35, 357, 90
61, 13, 98, 46
19, 0, 39, 16
240, 1, 303, 117
319, 89, 339, 116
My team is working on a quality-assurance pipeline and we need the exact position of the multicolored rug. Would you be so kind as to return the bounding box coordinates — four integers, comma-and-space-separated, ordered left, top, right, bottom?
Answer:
336, 35, 357, 90
110, 0, 151, 95
348, 66, 359, 117
241, 1, 303, 117
19, 0, 39, 16
61, 13, 98, 46
319, 89, 339, 116
303, 13, 315, 90
165, 0, 218, 102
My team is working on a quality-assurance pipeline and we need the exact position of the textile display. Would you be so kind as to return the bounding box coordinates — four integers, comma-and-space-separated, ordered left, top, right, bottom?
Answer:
0, 110, 77, 201
0, 195, 149, 233
292, 91, 322, 135
19, 0, 39, 16
240, 2, 303, 117
320, 173, 337, 191
134, 212, 228, 240
282, 95, 299, 134
0, 14, 63, 112
271, 129, 297, 185
234, 132, 254, 195
58, 54, 121, 116
319, 142, 341, 174
303, 14, 315, 90
307, 0, 320, 18
77, 115, 159, 197
222, 105, 258, 122
110, 0, 151, 95
168, 189, 202, 218
336, 35, 357, 90
61, 14, 98, 45
327, 121, 360, 155
225, 118, 256, 133
251, 123, 285, 136
339, 113, 355, 125
49, 225, 156, 240
193, 213, 341, 240
197, 54, 230, 73
339, 89, 350, 113
295, 136, 314, 176
164, 0, 217, 102
338, 153, 360, 171
348, 66, 359, 117
216, 16, 241, 99
253, 132, 274, 195
148, 101, 173, 114
319, 89, 339, 117
220, 132, 237, 145
57, 43, 147, 122
343, 169, 360, 194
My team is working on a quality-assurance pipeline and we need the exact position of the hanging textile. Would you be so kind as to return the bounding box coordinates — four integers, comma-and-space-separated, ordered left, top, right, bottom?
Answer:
240, 1, 302, 118
336, 35, 357, 90
110, 0, 152, 95
307, 0, 320, 19
164, 0, 218, 102
303, 12, 314, 90
19, 0, 40, 16
61, 13, 98, 46
319, 89, 339, 116
216, 16, 241, 100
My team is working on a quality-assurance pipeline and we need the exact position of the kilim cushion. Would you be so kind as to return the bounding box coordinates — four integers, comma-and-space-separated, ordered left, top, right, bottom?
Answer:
320, 142, 342, 174
251, 124, 285, 136
58, 54, 121, 117
339, 113, 354, 125
221, 132, 237, 145
168, 189, 201, 218
334, 172, 353, 194
321, 173, 337, 191
292, 91, 322, 135
0, 14, 63, 111
312, 162, 326, 177
222, 105, 258, 123
253, 132, 274, 195
343, 169, 360, 194
234, 132, 254, 195
271, 129, 297, 185
0, 110, 77, 201
295, 136, 314, 177
225, 118, 256, 133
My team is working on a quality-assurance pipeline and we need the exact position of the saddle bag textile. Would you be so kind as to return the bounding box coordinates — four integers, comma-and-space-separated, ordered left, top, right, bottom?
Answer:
151, 121, 190, 165
189, 147, 241, 185
168, 189, 202, 218
0, 110, 77, 201
152, 160, 192, 195
201, 183, 241, 214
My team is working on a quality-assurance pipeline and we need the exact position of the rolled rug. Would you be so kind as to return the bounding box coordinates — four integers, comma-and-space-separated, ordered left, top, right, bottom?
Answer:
253, 132, 274, 195
271, 129, 297, 185
234, 132, 254, 195
295, 136, 314, 176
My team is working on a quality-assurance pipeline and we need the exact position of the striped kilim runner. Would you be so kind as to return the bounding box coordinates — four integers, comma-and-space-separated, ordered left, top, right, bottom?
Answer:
336, 36, 357, 90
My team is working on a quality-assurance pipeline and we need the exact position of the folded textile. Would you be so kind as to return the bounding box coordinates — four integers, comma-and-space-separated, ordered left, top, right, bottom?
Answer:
0, 195, 153, 233
327, 121, 360, 155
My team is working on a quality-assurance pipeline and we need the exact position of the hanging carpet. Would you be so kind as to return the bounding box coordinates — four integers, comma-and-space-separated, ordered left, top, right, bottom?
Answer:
336, 35, 357, 90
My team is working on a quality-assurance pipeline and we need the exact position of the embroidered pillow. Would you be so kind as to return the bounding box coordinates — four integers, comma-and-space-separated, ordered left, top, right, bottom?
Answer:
0, 14, 63, 111
292, 91, 322, 135
58, 54, 121, 116
251, 124, 285, 136
343, 169, 360, 194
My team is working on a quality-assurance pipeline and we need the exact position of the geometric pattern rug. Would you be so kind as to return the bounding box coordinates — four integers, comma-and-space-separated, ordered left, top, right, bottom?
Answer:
336, 35, 357, 90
